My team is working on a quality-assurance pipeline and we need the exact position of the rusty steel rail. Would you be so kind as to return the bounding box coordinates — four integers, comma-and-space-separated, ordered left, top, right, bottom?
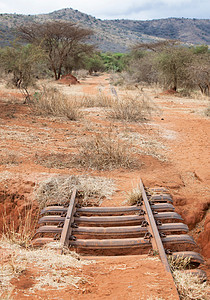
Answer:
139, 179, 181, 299
32, 189, 78, 250
60, 188, 77, 251
33, 178, 206, 289
139, 179, 174, 273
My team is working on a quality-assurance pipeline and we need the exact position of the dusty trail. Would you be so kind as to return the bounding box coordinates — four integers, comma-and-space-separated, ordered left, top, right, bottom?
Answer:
0, 74, 209, 299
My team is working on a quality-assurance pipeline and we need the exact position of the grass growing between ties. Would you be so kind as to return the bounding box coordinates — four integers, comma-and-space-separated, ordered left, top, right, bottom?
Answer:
168, 255, 191, 272
168, 255, 209, 300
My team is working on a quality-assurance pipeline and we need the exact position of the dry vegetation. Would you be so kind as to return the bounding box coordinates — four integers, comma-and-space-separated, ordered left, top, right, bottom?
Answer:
0, 238, 91, 298
35, 130, 141, 171
126, 187, 142, 205
168, 255, 209, 300
109, 93, 155, 122
173, 271, 208, 300
35, 175, 116, 208
168, 255, 191, 272
79, 92, 113, 108
0, 154, 21, 166
118, 131, 167, 162
2, 202, 38, 248
30, 84, 157, 127
73, 131, 140, 170
31, 86, 81, 120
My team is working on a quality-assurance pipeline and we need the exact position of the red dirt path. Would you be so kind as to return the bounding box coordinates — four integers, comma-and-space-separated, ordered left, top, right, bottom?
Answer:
0, 74, 209, 299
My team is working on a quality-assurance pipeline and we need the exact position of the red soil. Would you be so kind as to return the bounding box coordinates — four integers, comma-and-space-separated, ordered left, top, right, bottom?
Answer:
58, 74, 80, 85
0, 74, 209, 298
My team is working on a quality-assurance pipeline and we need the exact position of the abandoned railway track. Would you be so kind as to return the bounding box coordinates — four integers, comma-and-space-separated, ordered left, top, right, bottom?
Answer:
33, 179, 206, 296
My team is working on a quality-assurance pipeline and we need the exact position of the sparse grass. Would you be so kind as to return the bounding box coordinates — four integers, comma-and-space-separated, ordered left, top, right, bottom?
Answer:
0, 238, 91, 297
126, 187, 142, 205
168, 255, 209, 299
35, 152, 74, 169
109, 93, 154, 122
2, 202, 39, 248
0, 249, 26, 298
35, 131, 140, 171
118, 131, 167, 162
34, 175, 116, 208
173, 271, 208, 300
79, 93, 113, 108
74, 132, 140, 170
31, 86, 81, 120
168, 255, 191, 272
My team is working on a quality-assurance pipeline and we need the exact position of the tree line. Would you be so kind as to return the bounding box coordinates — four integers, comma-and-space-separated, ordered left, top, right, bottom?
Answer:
0, 20, 209, 101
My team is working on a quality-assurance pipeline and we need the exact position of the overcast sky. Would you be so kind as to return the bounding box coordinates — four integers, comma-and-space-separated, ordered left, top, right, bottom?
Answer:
0, 0, 209, 20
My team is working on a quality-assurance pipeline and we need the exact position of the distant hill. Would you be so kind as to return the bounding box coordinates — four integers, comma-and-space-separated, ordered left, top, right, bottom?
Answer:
0, 8, 209, 52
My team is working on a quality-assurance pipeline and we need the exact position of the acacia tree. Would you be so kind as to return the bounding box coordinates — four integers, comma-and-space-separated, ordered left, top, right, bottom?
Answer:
85, 53, 105, 74
18, 21, 93, 80
188, 47, 210, 96
0, 43, 45, 102
63, 43, 95, 74
156, 47, 193, 91
188, 55, 210, 96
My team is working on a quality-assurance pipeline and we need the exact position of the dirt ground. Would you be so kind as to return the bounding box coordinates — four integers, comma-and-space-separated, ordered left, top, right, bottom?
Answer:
0, 74, 209, 299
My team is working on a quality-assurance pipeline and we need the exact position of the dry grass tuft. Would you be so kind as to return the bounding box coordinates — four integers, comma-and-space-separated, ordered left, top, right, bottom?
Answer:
34, 175, 116, 208
0, 238, 92, 297
3, 202, 39, 248
109, 93, 155, 122
79, 93, 113, 108
173, 271, 208, 300
31, 86, 81, 120
74, 132, 140, 170
168, 255, 191, 272
35, 152, 74, 169
168, 255, 209, 299
0, 249, 26, 298
118, 131, 167, 162
126, 188, 142, 205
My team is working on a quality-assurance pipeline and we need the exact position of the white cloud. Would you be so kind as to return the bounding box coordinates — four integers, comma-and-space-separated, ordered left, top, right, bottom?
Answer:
0, 0, 209, 19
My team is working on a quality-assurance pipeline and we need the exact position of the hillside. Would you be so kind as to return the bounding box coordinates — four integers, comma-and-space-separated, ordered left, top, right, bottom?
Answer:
0, 8, 209, 52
